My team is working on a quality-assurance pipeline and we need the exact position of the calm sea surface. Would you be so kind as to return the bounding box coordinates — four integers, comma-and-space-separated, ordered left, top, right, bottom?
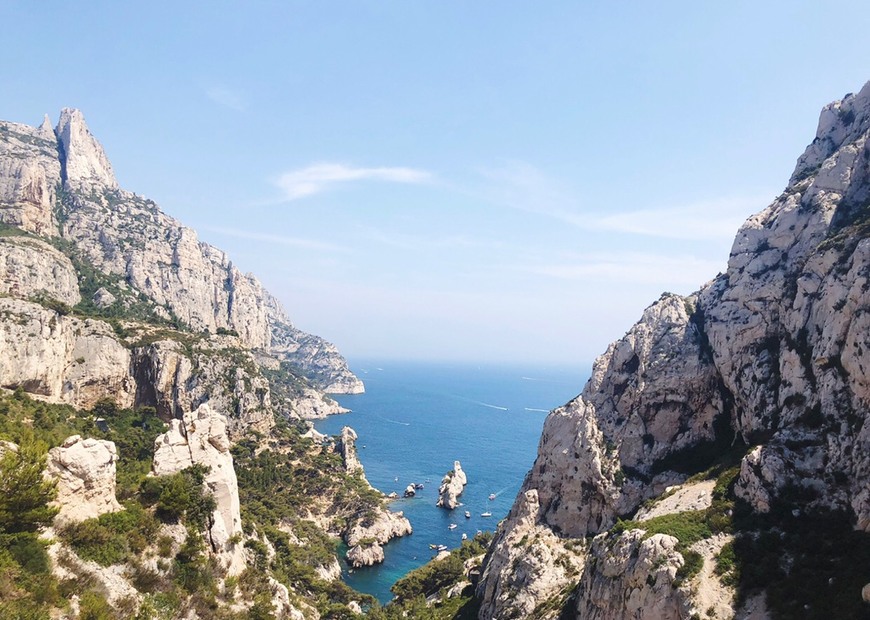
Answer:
314, 360, 588, 604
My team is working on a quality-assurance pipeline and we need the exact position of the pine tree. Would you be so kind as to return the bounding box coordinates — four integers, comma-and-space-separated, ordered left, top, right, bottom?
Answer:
0, 440, 58, 533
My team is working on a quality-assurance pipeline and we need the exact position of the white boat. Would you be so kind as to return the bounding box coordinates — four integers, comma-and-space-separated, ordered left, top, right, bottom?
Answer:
481, 511, 492, 517
448, 523, 457, 530
461, 533, 468, 540
488, 493, 496, 500
464, 511, 471, 518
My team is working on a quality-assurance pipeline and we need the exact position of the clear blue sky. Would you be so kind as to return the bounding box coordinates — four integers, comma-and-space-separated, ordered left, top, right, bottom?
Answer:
3, 1, 870, 364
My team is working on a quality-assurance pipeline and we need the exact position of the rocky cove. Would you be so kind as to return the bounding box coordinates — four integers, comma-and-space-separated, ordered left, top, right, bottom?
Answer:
1, 78, 870, 620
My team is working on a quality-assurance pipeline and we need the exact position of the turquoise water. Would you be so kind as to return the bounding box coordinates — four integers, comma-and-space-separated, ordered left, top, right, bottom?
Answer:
314, 360, 587, 604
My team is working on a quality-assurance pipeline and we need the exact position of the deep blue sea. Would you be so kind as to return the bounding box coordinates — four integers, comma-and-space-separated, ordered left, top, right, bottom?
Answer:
314, 360, 588, 604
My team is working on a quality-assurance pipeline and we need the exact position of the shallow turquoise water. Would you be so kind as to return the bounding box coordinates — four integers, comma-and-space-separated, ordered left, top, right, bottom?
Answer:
314, 360, 587, 604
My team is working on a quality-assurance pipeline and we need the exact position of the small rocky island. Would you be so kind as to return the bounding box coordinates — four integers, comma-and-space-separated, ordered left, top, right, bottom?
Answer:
436, 460, 468, 509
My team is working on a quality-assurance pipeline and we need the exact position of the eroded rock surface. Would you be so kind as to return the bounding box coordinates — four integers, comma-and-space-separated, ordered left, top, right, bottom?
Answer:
0, 236, 80, 305
152, 403, 245, 575
436, 460, 468, 510
45, 435, 122, 525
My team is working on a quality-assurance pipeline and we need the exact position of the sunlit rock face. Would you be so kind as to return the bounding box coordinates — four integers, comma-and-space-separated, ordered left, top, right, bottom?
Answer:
152, 403, 246, 576
46, 435, 123, 525
479, 82, 870, 619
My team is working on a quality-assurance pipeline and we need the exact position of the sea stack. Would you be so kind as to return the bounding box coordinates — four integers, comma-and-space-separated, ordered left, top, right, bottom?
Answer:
436, 460, 467, 510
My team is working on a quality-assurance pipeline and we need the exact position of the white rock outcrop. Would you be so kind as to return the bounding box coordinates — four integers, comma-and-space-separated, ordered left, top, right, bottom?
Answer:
436, 460, 468, 510
477, 489, 586, 619
0, 298, 135, 409
345, 508, 412, 568
56, 108, 118, 191
0, 236, 80, 305
573, 530, 687, 620
45, 435, 122, 525
152, 403, 245, 575
346, 541, 384, 568
345, 509, 413, 548
337, 426, 364, 476
0, 118, 61, 236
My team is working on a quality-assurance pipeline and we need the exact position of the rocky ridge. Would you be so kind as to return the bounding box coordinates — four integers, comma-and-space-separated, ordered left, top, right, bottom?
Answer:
478, 83, 870, 618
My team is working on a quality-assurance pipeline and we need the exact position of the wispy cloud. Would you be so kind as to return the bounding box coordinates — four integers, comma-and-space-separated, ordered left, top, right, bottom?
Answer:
205, 86, 246, 111
591, 196, 773, 241
521, 251, 725, 288
201, 226, 347, 253
477, 161, 772, 243
275, 163, 432, 201
359, 225, 505, 252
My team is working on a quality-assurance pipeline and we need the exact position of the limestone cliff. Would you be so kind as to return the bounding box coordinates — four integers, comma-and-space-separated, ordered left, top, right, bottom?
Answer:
0, 107, 362, 397
479, 83, 870, 619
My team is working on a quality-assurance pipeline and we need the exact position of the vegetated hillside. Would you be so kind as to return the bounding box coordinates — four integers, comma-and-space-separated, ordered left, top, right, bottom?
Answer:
0, 110, 416, 619
476, 83, 870, 619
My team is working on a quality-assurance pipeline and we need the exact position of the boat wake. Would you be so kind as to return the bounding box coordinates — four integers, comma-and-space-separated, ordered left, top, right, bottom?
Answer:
477, 401, 508, 411
376, 414, 410, 426
524, 407, 549, 412
489, 484, 515, 498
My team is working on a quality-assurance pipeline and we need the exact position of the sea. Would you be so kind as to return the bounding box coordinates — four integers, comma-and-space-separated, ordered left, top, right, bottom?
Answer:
314, 360, 589, 604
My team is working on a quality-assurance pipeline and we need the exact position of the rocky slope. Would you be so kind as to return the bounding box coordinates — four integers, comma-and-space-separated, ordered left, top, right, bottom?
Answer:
478, 83, 870, 619
0, 109, 398, 620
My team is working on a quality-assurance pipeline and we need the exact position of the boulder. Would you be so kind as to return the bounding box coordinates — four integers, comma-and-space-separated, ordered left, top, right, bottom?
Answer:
45, 435, 122, 525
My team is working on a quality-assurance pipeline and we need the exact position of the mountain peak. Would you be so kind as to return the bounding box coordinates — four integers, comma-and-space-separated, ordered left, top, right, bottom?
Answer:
55, 108, 118, 190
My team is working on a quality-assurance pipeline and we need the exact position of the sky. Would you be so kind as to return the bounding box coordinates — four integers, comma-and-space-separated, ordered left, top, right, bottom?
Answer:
3, 1, 870, 364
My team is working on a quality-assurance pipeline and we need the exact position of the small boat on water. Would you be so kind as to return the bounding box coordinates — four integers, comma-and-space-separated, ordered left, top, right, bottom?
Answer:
436, 545, 448, 552
481, 511, 492, 517
414, 483, 425, 490
488, 493, 497, 500
448, 523, 457, 530
461, 533, 468, 540
464, 511, 471, 518
429, 543, 439, 549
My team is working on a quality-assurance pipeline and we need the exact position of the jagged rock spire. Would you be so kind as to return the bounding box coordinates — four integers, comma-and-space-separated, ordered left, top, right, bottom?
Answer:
37, 114, 53, 136
55, 108, 118, 190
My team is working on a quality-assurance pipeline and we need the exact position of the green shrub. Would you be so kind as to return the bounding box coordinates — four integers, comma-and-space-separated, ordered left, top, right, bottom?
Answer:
78, 590, 113, 620
173, 531, 215, 594
60, 502, 159, 567
714, 540, 738, 586
141, 465, 215, 528
675, 549, 703, 584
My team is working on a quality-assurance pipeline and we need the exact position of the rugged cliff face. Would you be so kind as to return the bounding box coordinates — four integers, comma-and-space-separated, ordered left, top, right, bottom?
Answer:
0, 108, 362, 396
478, 84, 870, 619
0, 110, 390, 619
